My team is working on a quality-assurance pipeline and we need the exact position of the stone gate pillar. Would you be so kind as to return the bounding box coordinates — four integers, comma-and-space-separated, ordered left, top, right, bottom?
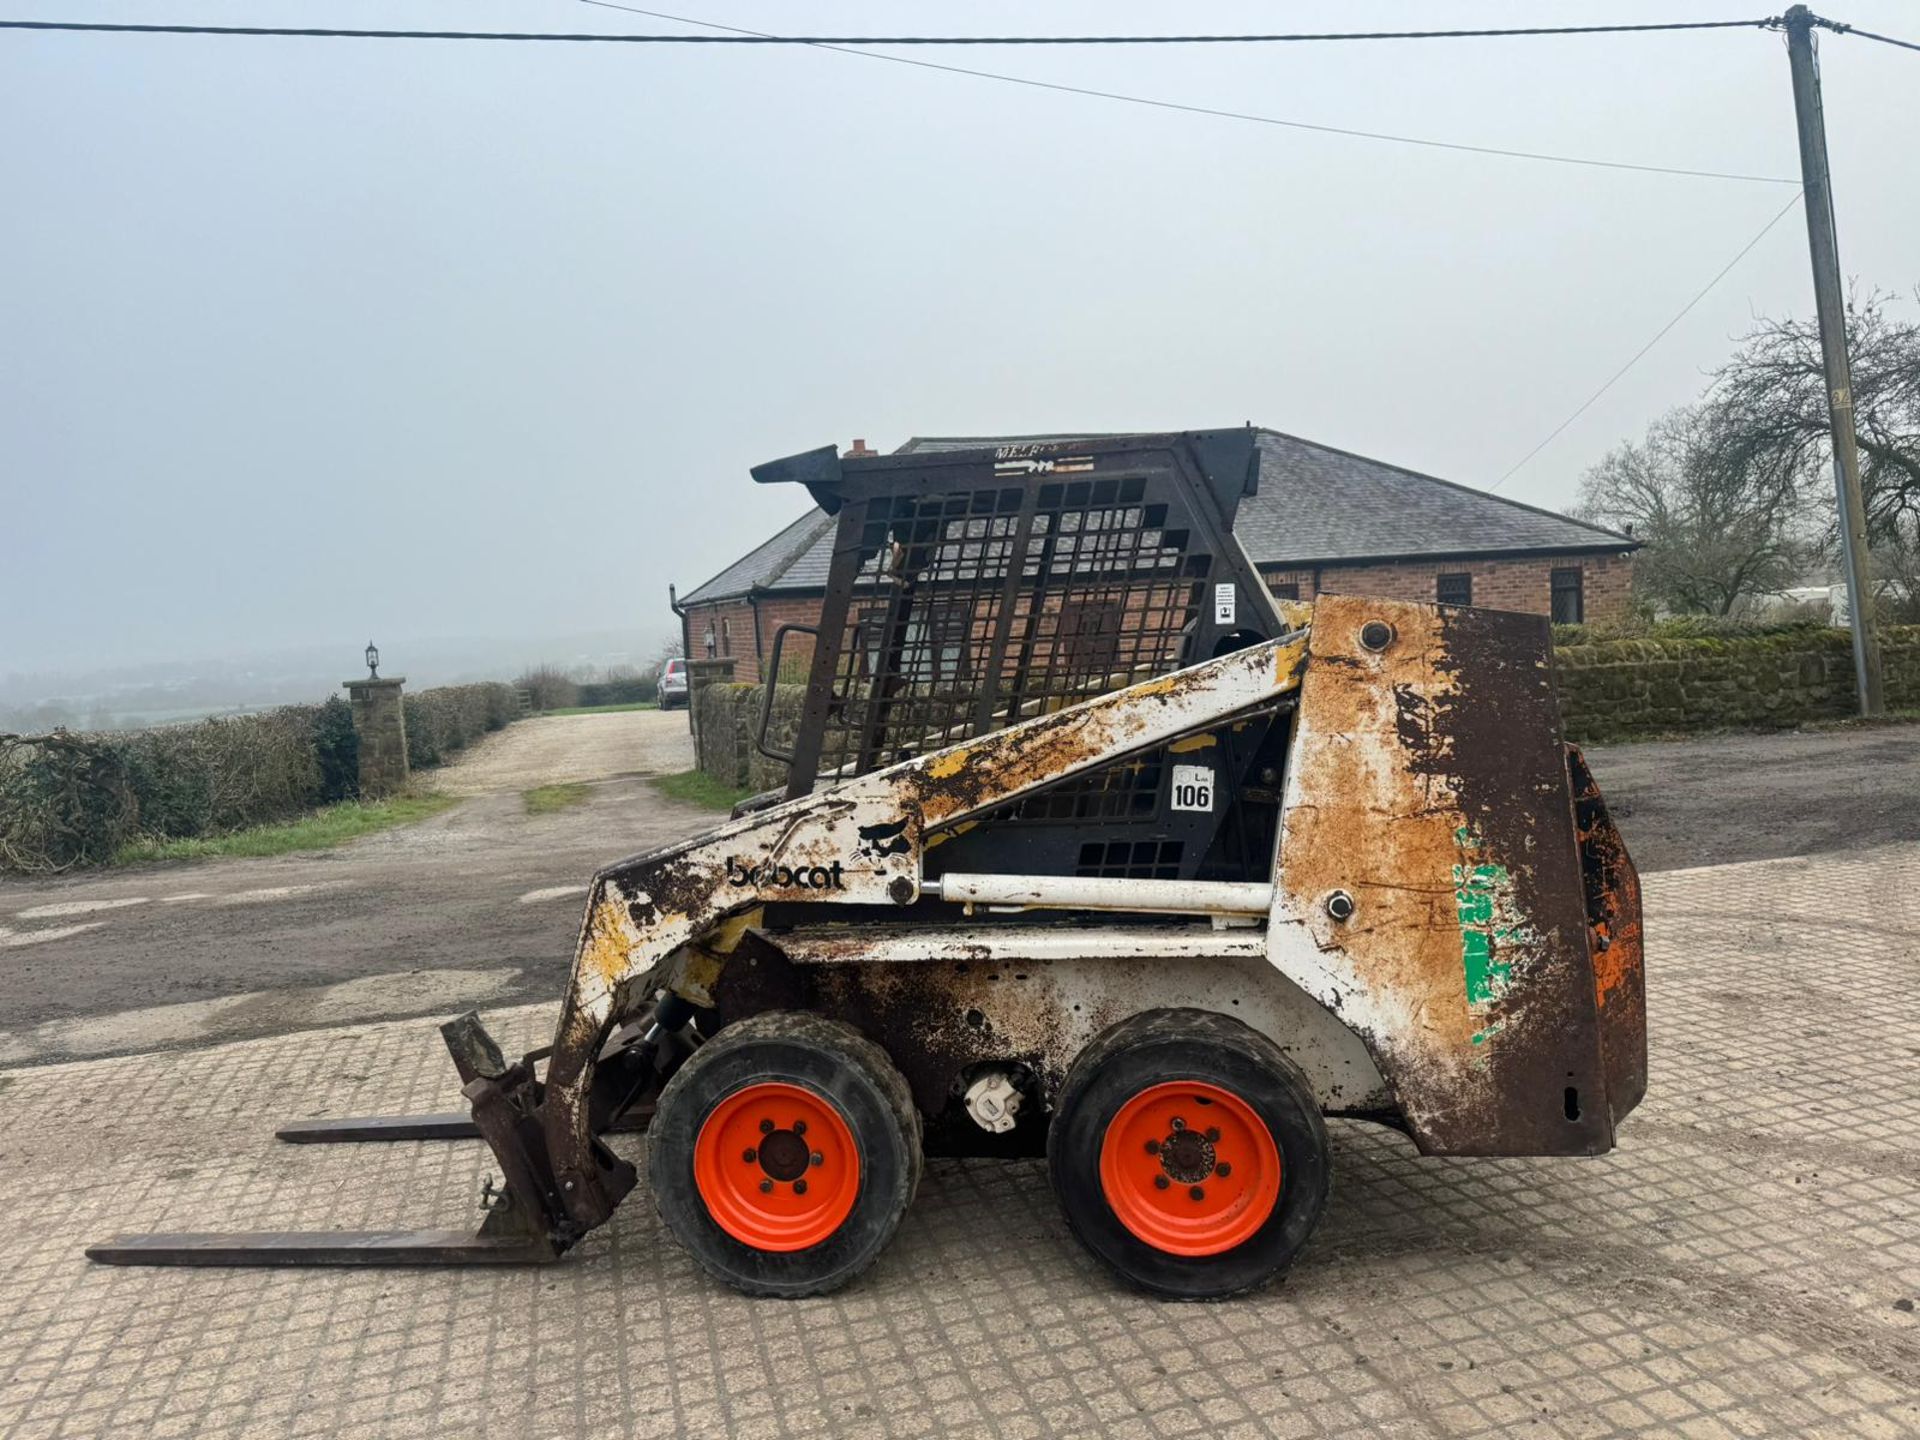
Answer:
685, 657, 737, 741
344, 676, 409, 797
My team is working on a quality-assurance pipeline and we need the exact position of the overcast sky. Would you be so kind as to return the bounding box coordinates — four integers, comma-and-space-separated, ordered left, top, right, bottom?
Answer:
4, 0, 1915, 676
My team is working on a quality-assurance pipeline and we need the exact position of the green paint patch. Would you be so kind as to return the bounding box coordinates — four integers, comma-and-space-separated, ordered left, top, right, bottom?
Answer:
1453, 862, 1515, 1006
523, 782, 592, 816
1453, 824, 1529, 1011
652, 770, 755, 813
116, 793, 459, 864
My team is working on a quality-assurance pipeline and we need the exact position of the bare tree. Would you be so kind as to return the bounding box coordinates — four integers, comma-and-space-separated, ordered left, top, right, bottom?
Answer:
1578, 406, 1808, 616
1870, 529, 1920, 624
1710, 287, 1920, 546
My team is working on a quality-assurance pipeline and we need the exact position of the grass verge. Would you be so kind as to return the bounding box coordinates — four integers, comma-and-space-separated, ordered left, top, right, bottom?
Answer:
115, 792, 460, 864
524, 781, 592, 816
539, 702, 659, 717
652, 770, 755, 812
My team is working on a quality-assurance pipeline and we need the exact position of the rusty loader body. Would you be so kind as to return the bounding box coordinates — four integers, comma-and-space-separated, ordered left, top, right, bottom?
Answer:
91, 432, 1644, 1297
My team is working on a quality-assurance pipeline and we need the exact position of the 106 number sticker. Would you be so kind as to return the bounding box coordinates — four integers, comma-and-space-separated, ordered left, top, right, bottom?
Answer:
1170, 764, 1215, 812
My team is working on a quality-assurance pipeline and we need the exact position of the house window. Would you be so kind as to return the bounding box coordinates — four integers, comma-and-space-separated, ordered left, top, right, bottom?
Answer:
1551, 567, 1585, 624
720, 616, 731, 656
1436, 572, 1473, 607
1270, 580, 1301, 601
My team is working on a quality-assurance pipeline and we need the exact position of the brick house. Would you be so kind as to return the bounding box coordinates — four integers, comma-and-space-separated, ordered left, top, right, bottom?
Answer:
674, 429, 1638, 683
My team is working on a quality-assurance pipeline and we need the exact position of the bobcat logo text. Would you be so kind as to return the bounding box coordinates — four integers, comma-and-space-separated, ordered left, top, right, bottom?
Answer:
724, 857, 848, 891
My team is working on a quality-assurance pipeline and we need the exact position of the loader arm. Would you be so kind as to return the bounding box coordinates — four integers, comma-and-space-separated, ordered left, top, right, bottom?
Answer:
542, 629, 1311, 1230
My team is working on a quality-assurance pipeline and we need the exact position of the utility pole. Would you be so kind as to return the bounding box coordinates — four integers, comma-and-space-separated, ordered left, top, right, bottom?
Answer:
1783, 5, 1883, 715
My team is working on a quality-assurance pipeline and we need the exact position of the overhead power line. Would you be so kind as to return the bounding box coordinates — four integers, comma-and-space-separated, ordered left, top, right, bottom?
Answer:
1489, 191, 1806, 490
572, 3, 1812, 487
571, 3, 1796, 185
1820, 22, 1920, 53
0, 17, 1780, 45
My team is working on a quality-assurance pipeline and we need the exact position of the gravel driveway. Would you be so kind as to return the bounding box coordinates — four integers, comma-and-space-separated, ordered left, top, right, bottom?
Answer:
433, 708, 692, 795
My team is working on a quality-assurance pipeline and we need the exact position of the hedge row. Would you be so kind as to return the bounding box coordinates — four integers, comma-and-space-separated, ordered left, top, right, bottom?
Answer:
574, 677, 657, 708
403, 683, 519, 767
0, 682, 517, 873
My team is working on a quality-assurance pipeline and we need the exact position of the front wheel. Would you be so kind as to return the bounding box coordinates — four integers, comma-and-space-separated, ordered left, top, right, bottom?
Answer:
1048, 1009, 1330, 1299
647, 1012, 921, 1297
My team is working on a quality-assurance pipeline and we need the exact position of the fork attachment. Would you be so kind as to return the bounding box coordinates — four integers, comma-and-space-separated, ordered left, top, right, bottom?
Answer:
86, 1010, 679, 1268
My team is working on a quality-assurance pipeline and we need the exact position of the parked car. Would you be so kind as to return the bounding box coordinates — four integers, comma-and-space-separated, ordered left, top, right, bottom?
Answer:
658, 657, 689, 709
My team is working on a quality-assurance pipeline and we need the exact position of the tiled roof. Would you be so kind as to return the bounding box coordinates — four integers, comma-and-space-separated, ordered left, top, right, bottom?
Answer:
678, 428, 1633, 605
679, 507, 837, 607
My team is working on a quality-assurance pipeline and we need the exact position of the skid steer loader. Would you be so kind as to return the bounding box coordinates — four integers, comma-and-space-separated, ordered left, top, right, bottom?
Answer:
89, 431, 1645, 1298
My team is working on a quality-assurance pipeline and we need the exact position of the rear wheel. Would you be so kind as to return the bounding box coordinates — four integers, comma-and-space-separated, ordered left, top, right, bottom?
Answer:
1048, 1009, 1330, 1299
647, 1012, 921, 1297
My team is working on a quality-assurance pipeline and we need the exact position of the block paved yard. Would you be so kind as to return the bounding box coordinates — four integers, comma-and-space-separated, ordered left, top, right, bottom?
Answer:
2, 843, 1916, 1439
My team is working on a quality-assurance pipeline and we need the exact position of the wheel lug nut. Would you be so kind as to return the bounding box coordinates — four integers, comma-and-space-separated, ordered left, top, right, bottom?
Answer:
1215, 1162, 1232, 1178
1144, 1139, 1160, 1155
1205, 1127, 1221, 1143
1189, 1186, 1206, 1202
759, 1119, 774, 1134
759, 1178, 774, 1193
793, 1179, 808, 1195
1170, 1117, 1185, 1131
743, 1147, 757, 1164
1153, 1175, 1170, 1190
793, 1120, 807, 1136
810, 1152, 823, 1167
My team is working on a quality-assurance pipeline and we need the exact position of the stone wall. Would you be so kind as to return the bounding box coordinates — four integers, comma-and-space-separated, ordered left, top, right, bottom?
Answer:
693, 682, 807, 794
1553, 626, 1920, 743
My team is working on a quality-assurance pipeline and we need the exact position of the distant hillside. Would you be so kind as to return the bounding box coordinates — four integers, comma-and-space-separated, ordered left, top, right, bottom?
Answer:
0, 627, 674, 733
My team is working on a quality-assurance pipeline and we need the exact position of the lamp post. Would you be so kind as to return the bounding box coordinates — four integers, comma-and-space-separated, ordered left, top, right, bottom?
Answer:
364, 641, 381, 680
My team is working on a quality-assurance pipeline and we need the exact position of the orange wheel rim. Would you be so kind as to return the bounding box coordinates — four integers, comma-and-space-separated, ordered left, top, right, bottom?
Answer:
694, 1081, 861, 1252
1099, 1080, 1282, 1257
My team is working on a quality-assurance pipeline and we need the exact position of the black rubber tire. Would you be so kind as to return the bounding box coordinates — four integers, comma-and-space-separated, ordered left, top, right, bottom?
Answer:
1048, 1008, 1331, 1300
647, 1011, 922, 1298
